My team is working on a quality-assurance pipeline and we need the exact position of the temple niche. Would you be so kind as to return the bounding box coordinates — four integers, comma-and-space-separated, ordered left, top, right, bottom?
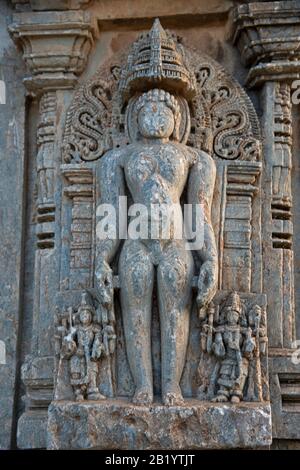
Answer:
47, 19, 271, 449
1, 0, 300, 451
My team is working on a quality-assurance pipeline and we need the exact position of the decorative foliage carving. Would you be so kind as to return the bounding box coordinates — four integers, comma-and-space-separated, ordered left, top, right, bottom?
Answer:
188, 57, 261, 160
62, 79, 115, 163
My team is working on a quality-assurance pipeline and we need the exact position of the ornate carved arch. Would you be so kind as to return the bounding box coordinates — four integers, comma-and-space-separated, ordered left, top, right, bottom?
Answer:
62, 43, 261, 164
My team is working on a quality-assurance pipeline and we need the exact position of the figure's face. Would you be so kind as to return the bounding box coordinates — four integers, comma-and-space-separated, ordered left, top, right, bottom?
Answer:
249, 306, 261, 325
80, 309, 92, 326
226, 308, 239, 325
138, 100, 175, 139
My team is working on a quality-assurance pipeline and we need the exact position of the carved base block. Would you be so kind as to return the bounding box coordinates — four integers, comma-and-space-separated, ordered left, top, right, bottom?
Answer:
47, 399, 272, 449
18, 411, 48, 449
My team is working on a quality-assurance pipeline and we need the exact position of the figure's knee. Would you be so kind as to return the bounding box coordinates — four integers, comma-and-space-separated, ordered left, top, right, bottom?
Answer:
119, 242, 153, 297
158, 254, 193, 300
165, 308, 190, 329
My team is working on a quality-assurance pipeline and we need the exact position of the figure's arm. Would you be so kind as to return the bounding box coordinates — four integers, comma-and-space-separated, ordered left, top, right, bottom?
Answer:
212, 332, 225, 358
91, 327, 103, 361
95, 149, 126, 287
61, 330, 77, 358
187, 150, 218, 309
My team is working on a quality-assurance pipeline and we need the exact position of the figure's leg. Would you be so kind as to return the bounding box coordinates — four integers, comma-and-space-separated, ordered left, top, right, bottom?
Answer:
119, 240, 154, 405
74, 387, 84, 401
157, 242, 194, 406
231, 359, 248, 403
87, 363, 106, 400
212, 383, 230, 402
213, 364, 232, 402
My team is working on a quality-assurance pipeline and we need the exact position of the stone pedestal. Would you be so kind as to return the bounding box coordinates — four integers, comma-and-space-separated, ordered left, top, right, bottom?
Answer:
47, 399, 272, 450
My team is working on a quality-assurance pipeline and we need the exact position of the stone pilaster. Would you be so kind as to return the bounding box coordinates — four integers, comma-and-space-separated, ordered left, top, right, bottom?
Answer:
9, 10, 97, 448
61, 165, 94, 291
222, 161, 261, 293
232, 0, 300, 441
35, 91, 57, 247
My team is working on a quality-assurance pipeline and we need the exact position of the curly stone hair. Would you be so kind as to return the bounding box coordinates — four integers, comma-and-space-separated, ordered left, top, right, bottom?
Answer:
135, 88, 181, 141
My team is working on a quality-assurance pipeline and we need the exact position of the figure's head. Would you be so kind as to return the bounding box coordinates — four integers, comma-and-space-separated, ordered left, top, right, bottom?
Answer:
79, 308, 92, 326
223, 292, 241, 325
225, 307, 240, 326
135, 89, 180, 140
248, 305, 262, 326
77, 292, 94, 326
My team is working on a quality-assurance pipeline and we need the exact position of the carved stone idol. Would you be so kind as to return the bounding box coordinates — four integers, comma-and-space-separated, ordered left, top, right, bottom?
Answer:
95, 19, 218, 406
198, 292, 268, 403
54, 291, 116, 401
47, 17, 273, 450
8, 0, 300, 450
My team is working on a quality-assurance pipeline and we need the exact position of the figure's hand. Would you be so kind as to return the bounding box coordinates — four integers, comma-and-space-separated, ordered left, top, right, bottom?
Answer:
61, 338, 76, 358
76, 347, 85, 358
95, 260, 113, 295
203, 324, 213, 334
197, 260, 217, 309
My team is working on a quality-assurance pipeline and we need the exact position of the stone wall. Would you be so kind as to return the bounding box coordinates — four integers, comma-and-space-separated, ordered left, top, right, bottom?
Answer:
0, 0, 299, 449
0, 0, 26, 449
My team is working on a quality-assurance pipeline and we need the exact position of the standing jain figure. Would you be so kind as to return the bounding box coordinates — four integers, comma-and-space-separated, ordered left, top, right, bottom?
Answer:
95, 88, 218, 406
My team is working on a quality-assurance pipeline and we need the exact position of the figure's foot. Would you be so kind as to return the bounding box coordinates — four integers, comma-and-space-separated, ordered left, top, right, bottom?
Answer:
88, 391, 106, 401
212, 394, 228, 403
162, 385, 184, 406
132, 387, 153, 406
75, 393, 84, 402
231, 395, 241, 404
197, 385, 207, 400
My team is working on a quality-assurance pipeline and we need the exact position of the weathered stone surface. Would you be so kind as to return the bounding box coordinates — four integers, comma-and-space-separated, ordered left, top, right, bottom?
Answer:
231, 1, 300, 87
0, 0, 26, 449
2, 0, 300, 451
231, 1, 300, 444
90, 0, 233, 23
9, 10, 97, 92
47, 399, 272, 450
29, 0, 92, 10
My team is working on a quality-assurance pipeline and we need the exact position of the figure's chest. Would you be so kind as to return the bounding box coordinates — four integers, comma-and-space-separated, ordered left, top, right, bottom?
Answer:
78, 328, 94, 346
223, 328, 241, 348
124, 144, 188, 186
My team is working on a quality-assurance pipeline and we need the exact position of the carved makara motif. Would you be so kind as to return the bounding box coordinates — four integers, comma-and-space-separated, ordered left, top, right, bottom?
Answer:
188, 60, 261, 160
62, 79, 115, 162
